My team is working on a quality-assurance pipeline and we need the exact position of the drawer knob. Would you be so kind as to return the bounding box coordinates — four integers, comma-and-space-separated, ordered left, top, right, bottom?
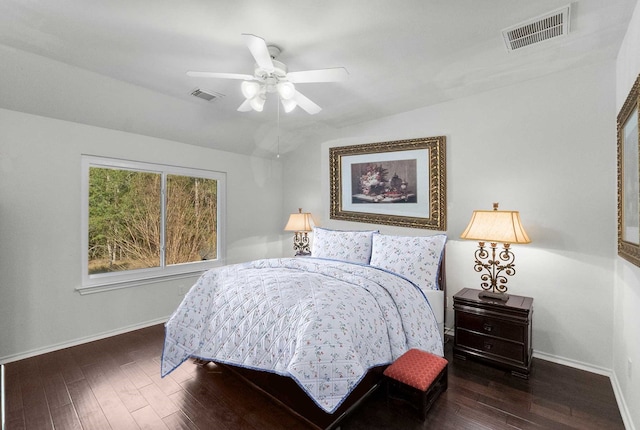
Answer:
483, 341, 493, 351
483, 323, 493, 332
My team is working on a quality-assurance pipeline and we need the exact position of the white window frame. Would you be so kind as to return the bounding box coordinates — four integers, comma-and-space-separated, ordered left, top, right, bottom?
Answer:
79, 155, 226, 294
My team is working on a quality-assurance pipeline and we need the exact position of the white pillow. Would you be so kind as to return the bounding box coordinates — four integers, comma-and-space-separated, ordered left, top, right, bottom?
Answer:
370, 234, 447, 292
311, 227, 378, 264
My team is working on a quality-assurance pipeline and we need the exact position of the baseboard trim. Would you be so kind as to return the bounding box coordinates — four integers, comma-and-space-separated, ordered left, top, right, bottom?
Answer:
0, 316, 170, 365
523, 351, 634, 430
518, 351, 635, 429
610, 370, 636, 430
531, 350, 611, 377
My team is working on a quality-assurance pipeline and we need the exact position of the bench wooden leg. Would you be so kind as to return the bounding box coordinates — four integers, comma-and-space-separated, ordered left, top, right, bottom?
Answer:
385, 365, 447, 421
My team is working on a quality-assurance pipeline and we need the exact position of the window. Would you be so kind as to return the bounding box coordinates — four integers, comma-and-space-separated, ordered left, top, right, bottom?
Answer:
80, 156, 225, 292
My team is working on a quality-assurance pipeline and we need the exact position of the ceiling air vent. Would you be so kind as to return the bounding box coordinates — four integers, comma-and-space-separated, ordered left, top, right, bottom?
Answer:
502, 5, 570, 51
190, 88, 224, 102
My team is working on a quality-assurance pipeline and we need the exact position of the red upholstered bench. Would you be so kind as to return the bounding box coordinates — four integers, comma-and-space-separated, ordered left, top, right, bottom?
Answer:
383, 348, 448, 420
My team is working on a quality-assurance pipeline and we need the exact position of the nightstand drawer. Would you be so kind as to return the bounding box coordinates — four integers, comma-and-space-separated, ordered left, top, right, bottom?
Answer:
456, 330, 525, 362
456, 312, 525, 342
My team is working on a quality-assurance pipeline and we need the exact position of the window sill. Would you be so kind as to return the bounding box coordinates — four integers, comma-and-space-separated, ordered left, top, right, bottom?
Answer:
76, 270, 206, 295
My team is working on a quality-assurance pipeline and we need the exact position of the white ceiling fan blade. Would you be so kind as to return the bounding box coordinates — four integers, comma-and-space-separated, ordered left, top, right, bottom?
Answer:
187, 71, 255, 80
237, 99, 253, 112
293, 91, 321, 115
242, 33, 274, 72
287, 67, 349, 83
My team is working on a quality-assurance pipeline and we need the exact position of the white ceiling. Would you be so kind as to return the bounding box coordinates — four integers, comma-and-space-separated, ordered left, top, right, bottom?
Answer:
0, 0, 635, 157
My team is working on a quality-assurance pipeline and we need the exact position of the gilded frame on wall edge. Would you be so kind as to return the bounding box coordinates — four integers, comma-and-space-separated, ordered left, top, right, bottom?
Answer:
618, 73, 640, 267
329, 136, 446, 230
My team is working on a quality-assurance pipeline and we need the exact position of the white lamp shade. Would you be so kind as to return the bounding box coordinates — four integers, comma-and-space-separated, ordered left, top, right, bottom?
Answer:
277, 82, 296, 100
460, 209, 531, 244
241, 81, 261, 99
284, 210, 313, 232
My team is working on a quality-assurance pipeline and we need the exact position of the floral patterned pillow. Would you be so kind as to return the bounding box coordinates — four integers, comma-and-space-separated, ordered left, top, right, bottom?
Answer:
311, 227, 378, 264
370, 234, 447, 292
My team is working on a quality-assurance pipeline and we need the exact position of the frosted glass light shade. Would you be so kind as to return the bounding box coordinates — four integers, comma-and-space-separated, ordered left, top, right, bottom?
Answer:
277, 82, 296, 100
460, 206, 531, 244
249, 94, 266, 112
281, 98, 297, 113
241, 81, 261, 99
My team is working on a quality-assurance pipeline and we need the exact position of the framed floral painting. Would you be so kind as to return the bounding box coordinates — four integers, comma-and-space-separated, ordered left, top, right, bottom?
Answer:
329, 136, 446, 230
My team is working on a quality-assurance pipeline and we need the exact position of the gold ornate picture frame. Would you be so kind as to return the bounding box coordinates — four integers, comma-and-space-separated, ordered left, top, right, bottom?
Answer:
618, 74, 640, 267
330, 136, 446, 230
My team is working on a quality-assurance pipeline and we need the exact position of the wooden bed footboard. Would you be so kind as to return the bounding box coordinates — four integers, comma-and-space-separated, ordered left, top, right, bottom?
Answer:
217, 363, 386, 430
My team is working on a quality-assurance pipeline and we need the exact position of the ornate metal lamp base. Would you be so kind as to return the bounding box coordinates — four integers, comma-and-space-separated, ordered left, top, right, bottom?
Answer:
473, 241, 516, 301
478, 290, 510, 301
292, 232, 311, 256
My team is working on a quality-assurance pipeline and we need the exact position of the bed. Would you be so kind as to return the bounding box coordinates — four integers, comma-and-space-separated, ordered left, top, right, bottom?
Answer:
161, 229, 447, 429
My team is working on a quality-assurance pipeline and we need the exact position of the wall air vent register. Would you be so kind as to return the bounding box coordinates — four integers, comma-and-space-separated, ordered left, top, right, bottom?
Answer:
190, 88, 225, 102
502, 5, 571, 51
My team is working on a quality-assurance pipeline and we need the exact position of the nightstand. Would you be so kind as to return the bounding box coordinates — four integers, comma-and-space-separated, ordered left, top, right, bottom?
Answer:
453, 288, 533, 378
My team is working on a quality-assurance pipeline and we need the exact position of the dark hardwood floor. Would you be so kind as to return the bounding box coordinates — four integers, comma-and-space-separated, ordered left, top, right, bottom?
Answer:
4, 324, 624, 429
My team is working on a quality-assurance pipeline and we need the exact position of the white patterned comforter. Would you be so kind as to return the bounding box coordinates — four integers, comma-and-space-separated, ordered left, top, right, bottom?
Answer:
161, 257, 443, 413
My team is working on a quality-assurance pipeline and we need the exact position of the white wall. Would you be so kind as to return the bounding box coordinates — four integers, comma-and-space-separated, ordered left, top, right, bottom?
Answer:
284, 60, 617, 370
0, 108, 284, 362
615, 1, 640, 428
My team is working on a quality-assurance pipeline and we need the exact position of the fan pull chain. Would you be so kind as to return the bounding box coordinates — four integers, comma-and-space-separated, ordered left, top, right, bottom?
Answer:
276, 97, 281, 158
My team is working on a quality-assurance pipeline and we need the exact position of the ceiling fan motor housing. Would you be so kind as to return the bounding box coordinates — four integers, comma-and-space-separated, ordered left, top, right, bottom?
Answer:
254, 60, 288, 79
254, 59, 290, 94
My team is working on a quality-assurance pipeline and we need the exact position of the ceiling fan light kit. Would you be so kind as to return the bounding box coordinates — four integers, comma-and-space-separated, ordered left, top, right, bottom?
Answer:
249, 93, 266, 112
277, 82, 296, 100
188, 34, 348, 115
241, 80, 261, 99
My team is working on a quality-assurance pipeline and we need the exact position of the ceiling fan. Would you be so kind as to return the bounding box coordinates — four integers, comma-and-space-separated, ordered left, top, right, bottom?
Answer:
187, 34, 348, 114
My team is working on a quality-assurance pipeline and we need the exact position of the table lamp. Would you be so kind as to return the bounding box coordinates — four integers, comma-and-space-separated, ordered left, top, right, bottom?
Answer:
284, 208, 313, 256
460, 203, 531, 300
